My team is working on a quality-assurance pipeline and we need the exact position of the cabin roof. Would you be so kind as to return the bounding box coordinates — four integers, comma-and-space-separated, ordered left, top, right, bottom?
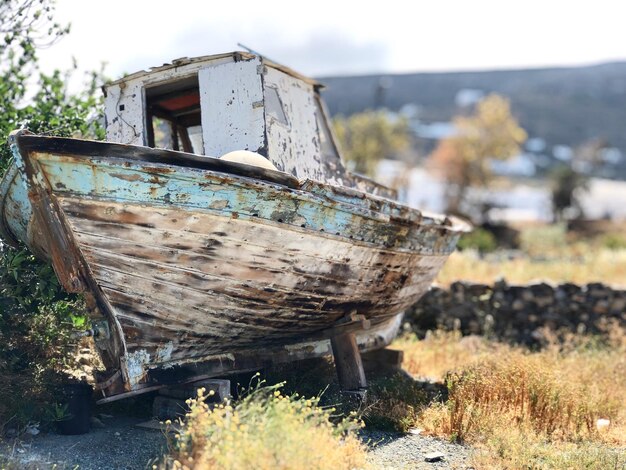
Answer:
105, 51, 324, 89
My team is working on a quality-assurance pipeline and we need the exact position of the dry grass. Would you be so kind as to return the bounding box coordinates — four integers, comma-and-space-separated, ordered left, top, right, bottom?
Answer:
360, 372, 428, 433
396, 331, 626, 469
439, 222, 626, 286
396, 331, 505, 381
436, 248, 626, 286
161, 380, 367, 470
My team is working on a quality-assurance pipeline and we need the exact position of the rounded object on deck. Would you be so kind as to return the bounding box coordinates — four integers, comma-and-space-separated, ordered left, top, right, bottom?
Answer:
220, 150, 277, 171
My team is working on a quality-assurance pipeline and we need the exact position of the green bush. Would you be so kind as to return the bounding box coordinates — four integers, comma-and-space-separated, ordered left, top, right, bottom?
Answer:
601, 233, 626, 250
0, 0, 103, 432
0, 246, 87, 431
457, 228, 497, 253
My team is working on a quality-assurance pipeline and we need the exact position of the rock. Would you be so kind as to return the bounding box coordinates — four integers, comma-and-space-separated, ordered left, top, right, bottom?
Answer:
78, 355, 92, 366
404, 281, 625, 346
424, 451, 445, 462
593, 301, 610, 315
521, 289, 534, 302
466, 283, 491, 298
587, 283, 610, 299
91, 417, 106, 428
534, 296, 554, 308
467, 320, 481, 334
529, 283, 555, 307
24, 424, 40, 436
610, 297, 626, 313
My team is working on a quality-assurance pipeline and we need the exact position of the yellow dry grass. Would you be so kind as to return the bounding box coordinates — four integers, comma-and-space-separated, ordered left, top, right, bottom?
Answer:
396, 331, 626, 469
160, 381, 367, 470
436, 249, 626, 286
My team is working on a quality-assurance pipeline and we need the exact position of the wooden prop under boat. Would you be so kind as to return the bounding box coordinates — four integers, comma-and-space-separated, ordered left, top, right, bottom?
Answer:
0, 52, 469, 401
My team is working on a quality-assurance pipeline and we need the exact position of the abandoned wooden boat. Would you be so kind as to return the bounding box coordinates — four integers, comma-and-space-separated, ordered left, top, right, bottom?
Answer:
0, 52, 468, 402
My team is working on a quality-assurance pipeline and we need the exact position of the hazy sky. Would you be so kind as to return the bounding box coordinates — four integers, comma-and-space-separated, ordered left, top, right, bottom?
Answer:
38, 0, 626, 81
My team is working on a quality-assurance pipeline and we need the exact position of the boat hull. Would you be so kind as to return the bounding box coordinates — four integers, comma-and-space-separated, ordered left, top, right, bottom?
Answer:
1, 132, 467, 398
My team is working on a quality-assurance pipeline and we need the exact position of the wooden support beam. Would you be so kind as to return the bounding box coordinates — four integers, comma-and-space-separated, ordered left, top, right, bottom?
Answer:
331, 332, 367, 390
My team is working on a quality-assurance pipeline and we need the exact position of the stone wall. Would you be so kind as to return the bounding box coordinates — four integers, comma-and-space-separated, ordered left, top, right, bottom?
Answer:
405, 281, 626, 346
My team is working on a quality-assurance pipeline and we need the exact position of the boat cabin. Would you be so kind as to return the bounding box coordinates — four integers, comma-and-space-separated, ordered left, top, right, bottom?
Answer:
103, 51, 393, 197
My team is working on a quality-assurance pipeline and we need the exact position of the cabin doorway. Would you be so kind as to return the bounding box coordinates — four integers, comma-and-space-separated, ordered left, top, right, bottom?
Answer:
145, 75, 203, 154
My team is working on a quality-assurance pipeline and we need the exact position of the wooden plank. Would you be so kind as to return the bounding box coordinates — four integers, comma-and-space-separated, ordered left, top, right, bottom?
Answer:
362, 348, 404, 368
61, 198, 445, 294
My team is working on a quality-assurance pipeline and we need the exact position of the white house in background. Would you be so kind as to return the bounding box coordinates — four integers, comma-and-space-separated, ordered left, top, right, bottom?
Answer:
455, 89, 484, 108
410, 121, 456, 140
553, 145, 573, 162
489, 153, 537, 177
600, 147, 623, 165
579, 178, 626, 219
526, 137, 546, 153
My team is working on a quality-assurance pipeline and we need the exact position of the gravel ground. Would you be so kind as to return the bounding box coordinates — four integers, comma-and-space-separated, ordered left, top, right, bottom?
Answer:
1, 415, 168, 469
363, 430, 474, 470
1, 418, 474, 470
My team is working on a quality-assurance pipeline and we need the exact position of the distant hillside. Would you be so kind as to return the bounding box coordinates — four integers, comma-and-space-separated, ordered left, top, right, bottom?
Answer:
318, 62, 626, 165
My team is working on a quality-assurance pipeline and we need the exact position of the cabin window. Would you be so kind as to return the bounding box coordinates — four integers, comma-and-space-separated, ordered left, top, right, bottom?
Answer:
145, 75, 204, 154
265, 86, 289, 127
314, 97, 340, 160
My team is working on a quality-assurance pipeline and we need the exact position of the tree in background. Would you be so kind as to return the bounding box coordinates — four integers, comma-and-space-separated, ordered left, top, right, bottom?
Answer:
333, 111, 411, 176
429, 94, 527, 216
550, 165, 588, 222
0, 0, 104, 171
0, 0, 105, 429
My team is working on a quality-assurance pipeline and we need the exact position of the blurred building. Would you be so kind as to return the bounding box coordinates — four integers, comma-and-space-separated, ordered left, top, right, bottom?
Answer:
376, 160, 626, 221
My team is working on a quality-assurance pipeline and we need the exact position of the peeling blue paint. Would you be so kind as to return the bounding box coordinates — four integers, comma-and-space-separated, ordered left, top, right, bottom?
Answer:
31, 154, 461, 254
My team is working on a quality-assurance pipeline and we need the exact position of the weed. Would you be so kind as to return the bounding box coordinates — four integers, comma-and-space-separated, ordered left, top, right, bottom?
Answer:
397, 329, 626, 468
360, 372, 427, 432
397, 331, 503, 381
161, 380, 367, 470
43, 402, 72, 422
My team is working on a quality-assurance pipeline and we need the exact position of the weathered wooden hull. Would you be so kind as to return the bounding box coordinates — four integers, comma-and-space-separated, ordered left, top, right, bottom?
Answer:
1, 132, 467, 399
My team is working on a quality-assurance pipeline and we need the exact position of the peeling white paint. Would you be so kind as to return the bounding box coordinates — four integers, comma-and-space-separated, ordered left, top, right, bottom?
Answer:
104, 81, 145, 146
200, 57, 266, 156
125, 349, 151, 386
285, 339, 332, 356
103, 52, 350, 188
155, 341, 174, 363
